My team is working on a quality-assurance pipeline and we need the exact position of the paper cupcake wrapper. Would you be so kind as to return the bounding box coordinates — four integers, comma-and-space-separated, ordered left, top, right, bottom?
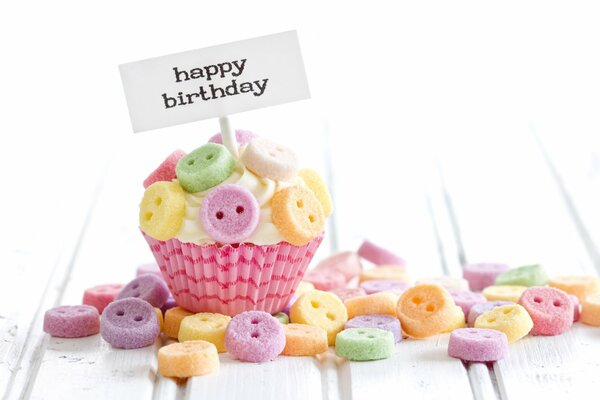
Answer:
143, 232, 324, 316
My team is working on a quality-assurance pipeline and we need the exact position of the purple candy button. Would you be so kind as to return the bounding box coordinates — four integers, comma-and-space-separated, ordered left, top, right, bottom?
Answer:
136, 262, 163, 279
100, 298, 160, 349
116, 274, 170, 308
449, 290, 487, 319
448, 328, 508, 362
345, 315, 402, 343
360, 280, 410, 296
467, 301, 513, 327
43, 305, 100, 338
208, 129, 258, 145
200, 184, 260, 244
225, 311, 285, 362
463, 263, 509, 291
160, 296, 178, 314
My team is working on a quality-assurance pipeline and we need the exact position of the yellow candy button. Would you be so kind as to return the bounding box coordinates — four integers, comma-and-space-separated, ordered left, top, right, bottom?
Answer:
282, 323, 328, 356
298, 168, 333, 217
158, 340, 219, 378
272, 186, 325, 246
344, 292, 398, 319
164, 307, 194, 339
290, 290, 348, 345
139, 181, 186, 241
178, 312, 231, 353
482, 285, 527, 303
549, 276, 600, 303
359, 266, 409, 283
155, 308, 164, 331
581, 293, 600, 327
475, 304, 533, 343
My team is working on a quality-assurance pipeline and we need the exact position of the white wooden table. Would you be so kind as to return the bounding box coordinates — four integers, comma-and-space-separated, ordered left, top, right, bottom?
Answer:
2, 116, 600, 400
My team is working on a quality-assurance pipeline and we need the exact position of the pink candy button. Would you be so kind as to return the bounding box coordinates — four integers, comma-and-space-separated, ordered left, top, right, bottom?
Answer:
208, 129, 258, 145
328, 287, 367, 302
143, 149, 186, 189
449, 290, 487, 319
199, 184, 260, 244
463, 263, 509, 291
240, 138, 299, 182
83, 284, 125, 314
358, 240, 405, 266
303, 269, 346, 291
360, 280, 410, 296
518, 287, 573, 336
314, 251, 363, 282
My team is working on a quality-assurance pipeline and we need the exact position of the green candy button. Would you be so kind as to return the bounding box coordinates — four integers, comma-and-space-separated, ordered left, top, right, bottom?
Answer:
176, 144, 235, 193
273, 312, 289, 324
335, 328, 395, 361
495, 264, 549, 287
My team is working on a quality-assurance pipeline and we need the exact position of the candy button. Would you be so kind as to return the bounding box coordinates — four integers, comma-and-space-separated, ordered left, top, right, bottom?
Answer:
136, 262, 163, 279
155, 308, 164, 330
416, 276, 469, 292
495, 264, 548, 287
482, 285, 527, 302
160, 296, 178, 314
143, 149, 186, 189
303, 269, 346, 291
448, 328, 508, 362
43, 305, 99, 338
116, 274, 170, 308
176, 143, 235, 193
569, 294, 580, 322
358, 240, 405, 266
335, 328, 395, 361
200, 184, 260, 244
272, 186, 325, 246
448, 290, 487, 319
549, 275, 600, 303
295, 281, 315, 297
463, 263, 509, 291
82, 283, 124, 314
290, 290, 348, 345
158, 340, 219, 378
273, 312, 289, 324
139, 181, 186, 241
360, 280, 410, 296
178, 312, 231, 353
314, 251, 363, 282
359, 266, 409, 283
282, 323, 328, 356
164, 306, 194, 339
328, 287, 367, 302
100, 298, 160, 349
208, 129, 258, 145
474, 304, 533, 343
298, 168, 333, 217
518, 287, 573, 336
344, 292, 398, 319
467, 301, 512, 327
580, 293, 600, 327
240, 138, 299, 181
225, 311, 286, 363
282, 295, 297, 315
345, 315, 402, 343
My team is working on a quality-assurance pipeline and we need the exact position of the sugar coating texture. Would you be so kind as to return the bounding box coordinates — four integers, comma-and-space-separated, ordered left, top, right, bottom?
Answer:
100, 298, 160, 349
495, 264, 548, 287
518, 287, 573, 336
158, 340, 219, 378
43, 305, 100, 338
136, 263, 163, 279
467, 301, 513, 327
483, 285, 527, 303
360, 280, 410, 296
416, 276, 469, 292
155, 308, 164, 331
328, 287, 367, 302
569, 295, 580, 322
298, 168, 333, 217
164, 307, 194, 339
82, 283, 124, 314
580, 294, 600, 326
344, 292, 398, 319
359, 266, 410, 283
314, 251, 363, 282
335, 328, 395, 361
139, 181, 186, 240
282, 295, 298, 315
271, 186, 325, 246
241, 138, 299, 182
179, 312, 231, 353
358, 240, 405, 266
303, 269, 346, 291
295, 282, 315, 297
225, 311, 285, 363
345, 315, 402, 343
116, 274, 170, 308
448, 328, 508, 362
475, 304, 533, 343
208, 129, 258, 145
273, 312, 289, 324
282, 323, 328, 356
549, 276, 600, 303
290, 290, 348, 345
463, 263, 510, 291
199, 184, 260, 244
176, 143, 235, 193
143, 149, 186, 189
448, 290, 487, 319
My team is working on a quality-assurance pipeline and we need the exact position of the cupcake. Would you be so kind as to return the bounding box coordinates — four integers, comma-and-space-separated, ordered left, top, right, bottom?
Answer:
139, 130, 332, 316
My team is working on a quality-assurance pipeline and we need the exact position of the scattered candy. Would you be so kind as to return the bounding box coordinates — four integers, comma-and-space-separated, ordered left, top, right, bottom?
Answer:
303, 269, 346, 291
164, 307, 194, 339
225, 311, 285, 363
549, 275, 600, 303
570, 294, 580, 322
282, 295, 298, 315
139, 181, 186, 240
314, 251, 363, 282
136, 262, 163, 279
155, 308, 164, 331
82, 284, 124, 314
158, 341, 219, 378
282, 323, 328, 356
240, 138, 299, 182
272, 186, 325, 246
43, 305, 100, 338
357, 240, 405, 266
176, 143, 235, 193
495, 264, 548, 287
518, 287, 573, 336
290, 290, 348, 345
345, 315, 402, 343
295, 282, 315, 297
482, 285, 527, 303
116, 274, 170, 308
335, 328, 395, 361
178, 312, 231, 353
580, 294, 600, 326
161, 296, 178, 314
416, 276, 469, 292
463, 263, 510, 291
344, 292, 397, 319
360, 280, 410, 296
199, 184, 260, 244
143, 149, 186, 189
100, 298, 160, 349
298, 168, 333, 217
448, 290, 487, 319
273, 312, 289, 324
359, 266, 409, 283
208, 129, 258, 145
328, 287, 367, 302
448, 328, 508, 362
467, 301, 512, 328
474, 304, 533, 343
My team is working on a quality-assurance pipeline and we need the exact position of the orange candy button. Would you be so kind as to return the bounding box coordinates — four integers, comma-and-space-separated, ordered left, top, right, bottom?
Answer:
158, 340, 219, 378
282, 323, 329, 356
344, 292, 398, 319
163, 306, 194, 339
272, 186, 325, 246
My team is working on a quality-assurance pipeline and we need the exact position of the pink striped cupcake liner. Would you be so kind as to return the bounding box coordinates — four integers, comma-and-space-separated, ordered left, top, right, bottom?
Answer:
143, 232, 324, 316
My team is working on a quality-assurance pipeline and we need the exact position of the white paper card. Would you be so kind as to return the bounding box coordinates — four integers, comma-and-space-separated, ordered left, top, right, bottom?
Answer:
119, 31, 310, 133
